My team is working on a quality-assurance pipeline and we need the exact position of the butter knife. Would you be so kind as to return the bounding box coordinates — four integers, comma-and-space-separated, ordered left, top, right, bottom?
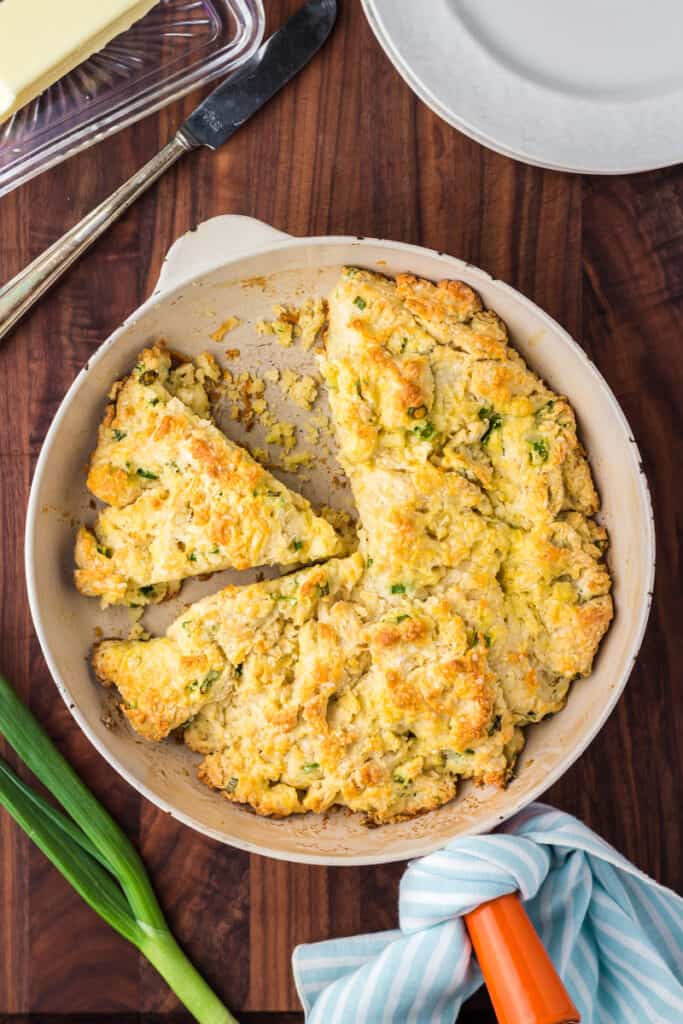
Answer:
0, 0, 337, 344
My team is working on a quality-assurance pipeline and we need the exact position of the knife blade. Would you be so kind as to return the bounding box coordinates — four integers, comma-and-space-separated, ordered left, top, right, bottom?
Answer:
0, 0, 338, 342
179, 0, 338, 150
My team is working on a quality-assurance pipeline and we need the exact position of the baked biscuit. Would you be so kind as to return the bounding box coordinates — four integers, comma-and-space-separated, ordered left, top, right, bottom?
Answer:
75, 345, 347, 607
94, 552, 522, 823
91, 270, 612, 823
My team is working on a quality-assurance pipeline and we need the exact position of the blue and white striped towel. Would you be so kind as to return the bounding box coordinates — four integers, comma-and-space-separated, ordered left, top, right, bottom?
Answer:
293, 803, 683, 1023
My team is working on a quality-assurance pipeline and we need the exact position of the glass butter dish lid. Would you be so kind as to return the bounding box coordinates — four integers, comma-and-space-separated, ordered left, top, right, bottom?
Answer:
0, 0, 265, 198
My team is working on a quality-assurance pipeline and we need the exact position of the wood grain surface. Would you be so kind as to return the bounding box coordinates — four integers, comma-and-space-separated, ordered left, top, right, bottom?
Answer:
0, 1, 681, 1020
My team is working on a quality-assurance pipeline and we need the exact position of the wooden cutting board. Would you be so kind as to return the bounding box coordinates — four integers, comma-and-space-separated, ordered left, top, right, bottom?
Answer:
0, 0, 680, 1018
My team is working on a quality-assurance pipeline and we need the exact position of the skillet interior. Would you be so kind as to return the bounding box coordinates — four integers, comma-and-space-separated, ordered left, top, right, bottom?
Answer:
25, 227, 654, 864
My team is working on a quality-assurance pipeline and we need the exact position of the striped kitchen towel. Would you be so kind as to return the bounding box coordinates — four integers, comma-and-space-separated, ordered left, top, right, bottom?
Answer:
292, 803, 683, 1023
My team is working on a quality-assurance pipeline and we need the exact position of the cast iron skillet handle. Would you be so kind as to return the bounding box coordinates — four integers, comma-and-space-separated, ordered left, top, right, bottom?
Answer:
0, 131, 196, 345
465, 893, 581, 1024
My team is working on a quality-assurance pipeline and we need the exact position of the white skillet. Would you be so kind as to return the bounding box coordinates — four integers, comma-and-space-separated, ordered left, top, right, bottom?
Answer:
26, 215, 654, 865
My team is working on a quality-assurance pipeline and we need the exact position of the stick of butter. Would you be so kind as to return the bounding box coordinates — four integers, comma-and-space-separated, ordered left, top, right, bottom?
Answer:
0, 0, 159, 125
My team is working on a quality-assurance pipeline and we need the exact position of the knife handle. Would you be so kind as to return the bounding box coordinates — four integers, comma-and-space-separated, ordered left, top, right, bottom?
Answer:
0, 132, 196, 345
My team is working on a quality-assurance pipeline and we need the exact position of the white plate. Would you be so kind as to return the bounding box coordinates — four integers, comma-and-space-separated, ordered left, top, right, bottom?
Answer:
26, 216, 654, 865
362, 0, 683, 174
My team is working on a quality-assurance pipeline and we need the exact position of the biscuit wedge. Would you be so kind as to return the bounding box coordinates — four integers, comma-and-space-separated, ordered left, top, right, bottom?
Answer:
75, 345, 348, 606
319, 267, 613, 720
93, 552, 522, 824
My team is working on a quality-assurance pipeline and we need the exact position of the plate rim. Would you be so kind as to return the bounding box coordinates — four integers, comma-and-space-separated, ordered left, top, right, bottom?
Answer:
361, 0, 683, 175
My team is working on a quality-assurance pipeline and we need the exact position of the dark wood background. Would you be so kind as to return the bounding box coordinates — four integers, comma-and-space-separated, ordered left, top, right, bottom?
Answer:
0, 1, 681, 1020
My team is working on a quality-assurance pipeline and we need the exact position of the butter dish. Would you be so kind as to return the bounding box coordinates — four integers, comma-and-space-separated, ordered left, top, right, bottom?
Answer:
0, 0, 159, 125
0, 0, 264, 197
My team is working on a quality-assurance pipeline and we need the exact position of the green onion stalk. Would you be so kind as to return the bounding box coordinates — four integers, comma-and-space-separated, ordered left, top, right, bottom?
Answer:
0, 673, 237, 1024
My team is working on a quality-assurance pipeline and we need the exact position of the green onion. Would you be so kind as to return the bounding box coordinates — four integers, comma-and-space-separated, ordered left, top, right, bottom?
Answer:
487, 714, 502, 736
112, 429, 126, 441
407, 405, 427, 419
316, 582, 330, 597
529, 438, 549, 463
139, 585, 155, 597
291, 539, 303, 551
302, 763, 320, 773
353, 296, 367, 310
0, 673, 237, 1024
467, 630, 491, 649
391, 583, 406, 594
395, 614, 411, 623
0, 761, 135, 937
96, 544, 112, 559
200, 670, 221, 694
479, 407, 502, 444
535, 400, 555, 419
137, 468, 158, 480
412, 420, 435, 440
